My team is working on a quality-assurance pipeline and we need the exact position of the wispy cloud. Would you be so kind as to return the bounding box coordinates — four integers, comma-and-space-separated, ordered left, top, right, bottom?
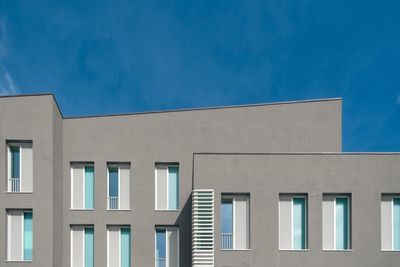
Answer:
0, 17, 19, 95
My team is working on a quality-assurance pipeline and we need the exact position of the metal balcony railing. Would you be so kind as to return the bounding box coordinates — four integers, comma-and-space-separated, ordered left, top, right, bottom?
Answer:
155, 258, 166, 267
221, 233, 233, 250
108, 196, 119, 210
9, 178, 20, 192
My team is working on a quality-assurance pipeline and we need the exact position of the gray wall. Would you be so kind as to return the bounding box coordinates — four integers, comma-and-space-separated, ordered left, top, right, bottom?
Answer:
0, 95, 344, 267
0, 95, 58, 266
61, 98, 341, 267
193, 153, 400, 267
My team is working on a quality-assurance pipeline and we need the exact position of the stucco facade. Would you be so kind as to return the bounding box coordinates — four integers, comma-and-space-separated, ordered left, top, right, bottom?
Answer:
0, 93, 398, 267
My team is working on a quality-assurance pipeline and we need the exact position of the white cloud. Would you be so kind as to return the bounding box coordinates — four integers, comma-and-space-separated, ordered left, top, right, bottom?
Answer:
0, 17, 19, 95
0, 68, 19, 95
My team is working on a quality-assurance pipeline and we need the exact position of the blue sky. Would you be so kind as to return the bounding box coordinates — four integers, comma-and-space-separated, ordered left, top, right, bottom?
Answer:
0, 1, 399, 151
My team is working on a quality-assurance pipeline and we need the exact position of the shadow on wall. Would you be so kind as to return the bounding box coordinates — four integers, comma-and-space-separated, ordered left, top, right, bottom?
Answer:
175, 193, 192, 266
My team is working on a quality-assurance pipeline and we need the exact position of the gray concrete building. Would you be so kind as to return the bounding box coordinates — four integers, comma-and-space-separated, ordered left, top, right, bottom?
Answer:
0, 93, 399, 267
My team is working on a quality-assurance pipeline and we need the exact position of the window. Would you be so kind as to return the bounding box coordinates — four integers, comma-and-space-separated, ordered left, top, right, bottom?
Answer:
381, 194, 400, 251
221, 194, 250, 250
71, 164, 94, 209
70, 226, 94, 267
155, 164, 179, 210
7, 210, 33, 261
155, 227, 179, 267
322, 194, 351, 250
107, 164, 130, 210
107, 226, 131, 267
7, 142, 33, 192
279, 194, 307, 250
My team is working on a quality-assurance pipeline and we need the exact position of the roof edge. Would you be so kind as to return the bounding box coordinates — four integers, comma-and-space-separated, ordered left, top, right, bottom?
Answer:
0, 93, 342, 120
193, 152, 400, 156
0, 92, 64, 118
65, 97, 342, 120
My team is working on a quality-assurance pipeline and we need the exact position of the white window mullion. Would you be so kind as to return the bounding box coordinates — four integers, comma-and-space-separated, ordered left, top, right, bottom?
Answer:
232, 198, 236, 249
291, 197, 294, 250
166, 229, 170, 267
82, 228, 85, 267
166, 167, 169, 210
7, 212, 11, 260
118, 167, 121, 210
107, 169, 110, 209
154, 168, 158, 210
333, 197, 337, 250
21, 213, 24, 260
392, 197, 394, 250
82, 166, 86, 209
119, 228, 121, 267
19, 146, 22, 190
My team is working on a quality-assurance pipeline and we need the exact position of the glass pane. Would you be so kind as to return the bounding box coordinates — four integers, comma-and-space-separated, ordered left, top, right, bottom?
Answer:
221, 199, 233, 234
108, 167, 119, 197
85, 166, 94, 209
11, 146, 20, 178
121, 228, 131, 267
168, 166, 179, 210
85, 227, 94, 267
23, 212, 33, 261
336, 197, 349, 250
156, 230, 166, 259
293, 198, 306, 249
393, 198, 400, 250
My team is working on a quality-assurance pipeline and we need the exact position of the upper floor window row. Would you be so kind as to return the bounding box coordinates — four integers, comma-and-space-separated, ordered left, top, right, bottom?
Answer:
70, 163, 180, 211
7, 141, 33, 193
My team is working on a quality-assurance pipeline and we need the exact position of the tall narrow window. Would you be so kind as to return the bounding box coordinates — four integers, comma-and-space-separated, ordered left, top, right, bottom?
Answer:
71, 226, 94, 267
107, 226, 131, 267
323, 194, 351, 250
7, 210, 33, 261
381, 194, 400, 251
107, 164, 130, 210
155, 164, 179, 210
155, 227, 179, 267
71, 164, 94, 209
279, 194, 307, 250
7, 142, 33, 192
220, 194, 250, 250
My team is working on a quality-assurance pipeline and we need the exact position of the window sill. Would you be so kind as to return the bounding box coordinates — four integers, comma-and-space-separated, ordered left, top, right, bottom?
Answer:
322, 249, 353, 252
106, 209, 131, 211
221, 249, 251, 251
279, 249, 310, 252
155, 209, 180, 212
4, 191, 33, 194
4, 260, 33, 263
69, 209, 95, 211
381, 250, 400, 252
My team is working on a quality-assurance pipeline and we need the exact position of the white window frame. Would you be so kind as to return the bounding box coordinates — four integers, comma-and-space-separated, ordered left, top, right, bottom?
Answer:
333, 195, 351, 250
391, 196, 400, 251
7, 143, 22, 192
6, 209, 33, 262
107, 225, 131, 267
70, 225, 93, 267
278, 195, 308, 251
70, 164, 94, 210
221, 194, 250, 250
154, 227, 179, 267
107, 165, 121, 210
155, 164, 179, 211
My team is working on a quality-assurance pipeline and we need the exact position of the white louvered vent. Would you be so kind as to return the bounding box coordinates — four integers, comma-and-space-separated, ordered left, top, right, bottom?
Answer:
192, 189, 214, 267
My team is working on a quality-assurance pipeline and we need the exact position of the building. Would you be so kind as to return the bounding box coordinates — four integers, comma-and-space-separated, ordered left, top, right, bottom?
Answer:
0, 93, 399, 267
